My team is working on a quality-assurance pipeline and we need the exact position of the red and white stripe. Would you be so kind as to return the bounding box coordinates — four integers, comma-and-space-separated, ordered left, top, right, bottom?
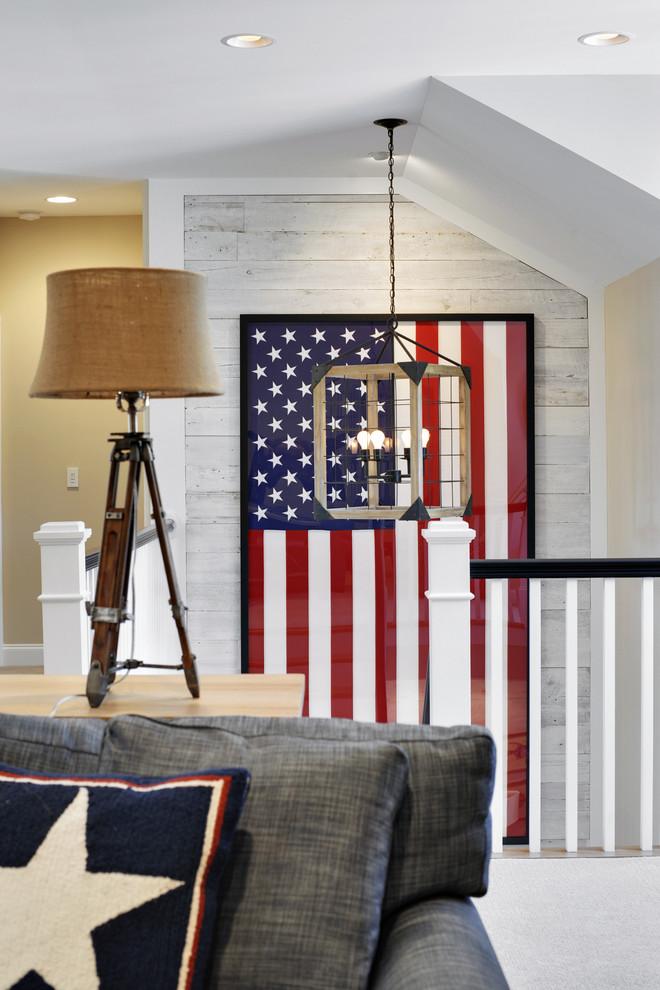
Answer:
248, 321, 529, 779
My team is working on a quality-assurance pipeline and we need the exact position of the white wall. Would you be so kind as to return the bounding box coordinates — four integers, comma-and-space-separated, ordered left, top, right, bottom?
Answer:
605, 258, 660, 846
183, 191, 590, 844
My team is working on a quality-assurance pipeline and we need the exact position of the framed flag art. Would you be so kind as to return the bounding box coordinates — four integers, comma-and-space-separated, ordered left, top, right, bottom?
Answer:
240, 314, 534, 840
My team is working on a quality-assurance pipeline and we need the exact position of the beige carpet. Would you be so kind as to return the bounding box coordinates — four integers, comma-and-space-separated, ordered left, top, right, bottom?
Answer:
477, 857, 660, 989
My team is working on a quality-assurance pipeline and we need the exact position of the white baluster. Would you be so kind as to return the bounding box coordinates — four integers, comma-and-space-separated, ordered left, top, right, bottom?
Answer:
565, 578, 579, 852
487, 578, 506, 853
602, 578, 616, 852
528, 578, 542, 853
33, 521, 92, 675
422, 518, 476, 726
640, 577, 654, 851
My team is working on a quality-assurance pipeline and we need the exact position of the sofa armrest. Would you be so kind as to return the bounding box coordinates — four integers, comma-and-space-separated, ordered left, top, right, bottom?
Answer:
369, 897, 509, 990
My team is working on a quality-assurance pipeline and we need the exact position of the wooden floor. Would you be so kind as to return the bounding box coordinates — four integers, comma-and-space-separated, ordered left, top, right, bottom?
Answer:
499, 846, 660, 859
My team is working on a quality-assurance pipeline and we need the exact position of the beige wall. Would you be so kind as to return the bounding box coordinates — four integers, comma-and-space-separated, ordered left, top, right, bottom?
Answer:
605, 258, 660, 556
605, 258, 660, 845
0, 215, 142, 644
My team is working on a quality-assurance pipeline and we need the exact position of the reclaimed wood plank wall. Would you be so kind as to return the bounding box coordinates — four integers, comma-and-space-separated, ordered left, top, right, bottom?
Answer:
184, 193, 591, 844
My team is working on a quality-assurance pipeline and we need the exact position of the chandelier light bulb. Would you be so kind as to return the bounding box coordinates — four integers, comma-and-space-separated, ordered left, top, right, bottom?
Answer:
401, 428, 411, 449
422, 427, 431, 448
356, 430, 371, 452
370, 429, 386, 451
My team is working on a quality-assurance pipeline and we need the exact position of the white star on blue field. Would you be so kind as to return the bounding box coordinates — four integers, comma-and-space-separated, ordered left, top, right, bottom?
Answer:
246, 321, 395, 531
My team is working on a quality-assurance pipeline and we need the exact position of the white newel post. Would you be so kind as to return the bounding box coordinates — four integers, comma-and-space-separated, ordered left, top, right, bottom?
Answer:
422, 518, 476, 725
33, 521, 92, 675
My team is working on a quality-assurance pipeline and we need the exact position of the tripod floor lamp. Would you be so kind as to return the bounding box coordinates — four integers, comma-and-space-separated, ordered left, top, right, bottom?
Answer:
30, 267, 222, 708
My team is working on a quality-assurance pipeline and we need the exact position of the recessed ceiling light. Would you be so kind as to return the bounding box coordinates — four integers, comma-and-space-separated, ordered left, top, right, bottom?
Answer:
221, 34, 273, 48
46, 195, 77, 204
369, 151, 389, 161
578, 32, 630, 46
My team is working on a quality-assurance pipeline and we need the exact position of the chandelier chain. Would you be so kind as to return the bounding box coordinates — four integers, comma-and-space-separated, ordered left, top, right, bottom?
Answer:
387, 126, 397, 330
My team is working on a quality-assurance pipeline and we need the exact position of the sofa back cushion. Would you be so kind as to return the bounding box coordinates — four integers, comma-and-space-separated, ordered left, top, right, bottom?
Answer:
100, 720, 409, 990
100, 715, 494, 916
0, 714, 104, 775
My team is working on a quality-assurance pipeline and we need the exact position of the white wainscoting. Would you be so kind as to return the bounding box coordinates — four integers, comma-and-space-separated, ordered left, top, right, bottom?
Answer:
1, 645, 43, 667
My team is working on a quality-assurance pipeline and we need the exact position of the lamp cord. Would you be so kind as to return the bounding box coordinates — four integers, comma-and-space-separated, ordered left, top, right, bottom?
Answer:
387, 125, 397, 331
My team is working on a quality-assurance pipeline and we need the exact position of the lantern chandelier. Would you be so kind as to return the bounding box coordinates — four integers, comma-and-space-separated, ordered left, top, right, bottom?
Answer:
312, 119, 472, 522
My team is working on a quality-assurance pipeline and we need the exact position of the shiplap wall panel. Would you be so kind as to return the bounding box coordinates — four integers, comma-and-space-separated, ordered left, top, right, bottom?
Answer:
187, 609, 240, 641
540, 577, 591, 612
198, 287, 587, 320
183, 193, 591, 842
244, 198, 463, 234
235, 231, 506, 262
186, 404, 240, 437
537, 436, 591, 465
187, 522, 239, 555
534, 319, 588, 348
536, 464, 590, 495
537, 494, 591, 525
536, 525, 592, 558
535, 406, 589, 437
197, 259, 562, 291
535, 348, 589, 406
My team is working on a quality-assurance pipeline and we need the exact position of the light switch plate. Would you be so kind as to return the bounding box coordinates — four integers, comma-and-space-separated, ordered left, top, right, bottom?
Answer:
66, 467, 79, 489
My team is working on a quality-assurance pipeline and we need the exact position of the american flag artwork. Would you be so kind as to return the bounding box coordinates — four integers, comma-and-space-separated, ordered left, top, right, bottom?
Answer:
242, 315, 534, 839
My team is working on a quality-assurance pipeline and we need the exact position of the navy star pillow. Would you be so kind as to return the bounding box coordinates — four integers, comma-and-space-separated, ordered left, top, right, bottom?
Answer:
0, 763, 250, 990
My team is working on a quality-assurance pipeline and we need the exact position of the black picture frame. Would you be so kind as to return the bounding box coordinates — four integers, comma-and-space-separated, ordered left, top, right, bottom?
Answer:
240, 312, 535, 843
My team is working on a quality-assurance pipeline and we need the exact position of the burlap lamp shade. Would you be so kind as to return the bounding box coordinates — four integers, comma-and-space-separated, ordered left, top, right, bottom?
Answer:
30, 267, 222, 398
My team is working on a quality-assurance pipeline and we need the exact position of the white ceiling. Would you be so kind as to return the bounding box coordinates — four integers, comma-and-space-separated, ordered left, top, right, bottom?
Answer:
406, 80, 660, 290
1, 0, 660, 217
442, 75, 660, 201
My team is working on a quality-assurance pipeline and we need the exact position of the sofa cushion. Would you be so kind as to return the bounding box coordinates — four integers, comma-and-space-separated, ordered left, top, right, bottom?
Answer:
99, 719, 409, 990
369, 897, 509, 990
0, 714, 104, 775
0, 762, 250, 990
100, 715, 494, 915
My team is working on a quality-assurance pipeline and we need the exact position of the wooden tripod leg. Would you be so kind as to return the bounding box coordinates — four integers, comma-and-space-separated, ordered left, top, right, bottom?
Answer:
142, 445, 200, 699
86, 441, 141, 708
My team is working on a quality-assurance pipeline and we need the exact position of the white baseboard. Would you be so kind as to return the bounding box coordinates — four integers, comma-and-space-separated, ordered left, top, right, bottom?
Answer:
2, 644, 44, 667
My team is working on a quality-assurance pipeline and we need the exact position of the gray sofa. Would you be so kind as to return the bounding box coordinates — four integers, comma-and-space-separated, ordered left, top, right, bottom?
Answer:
0, 712, 508, 989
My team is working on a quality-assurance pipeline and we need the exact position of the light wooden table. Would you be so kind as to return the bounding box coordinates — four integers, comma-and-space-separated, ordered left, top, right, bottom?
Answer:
0, 674, 305, 719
